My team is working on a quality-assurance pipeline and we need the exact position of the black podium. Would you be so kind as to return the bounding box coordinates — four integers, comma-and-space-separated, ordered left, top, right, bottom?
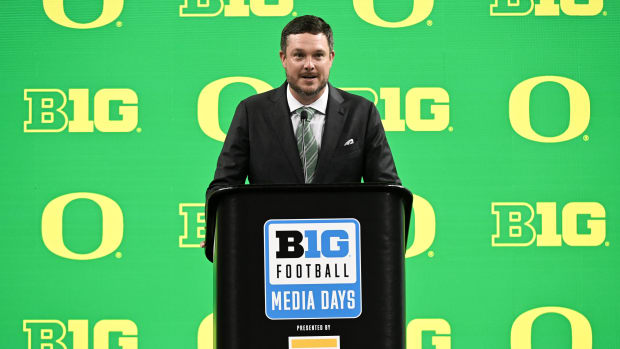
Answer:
205, 184, 412, 349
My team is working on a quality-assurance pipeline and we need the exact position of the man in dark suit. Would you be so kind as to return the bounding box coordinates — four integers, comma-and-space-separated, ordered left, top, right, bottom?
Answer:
202, 15, 400, 252
207, 15, 400, 195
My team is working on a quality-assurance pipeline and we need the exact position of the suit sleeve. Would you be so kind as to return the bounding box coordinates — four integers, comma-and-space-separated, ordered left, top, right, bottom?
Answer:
204, 101, 250, 261
363, 103, 401, 184
206, 100, 250, 200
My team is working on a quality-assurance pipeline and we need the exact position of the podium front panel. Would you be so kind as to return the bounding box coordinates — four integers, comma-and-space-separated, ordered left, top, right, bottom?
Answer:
213, 187, 408, 349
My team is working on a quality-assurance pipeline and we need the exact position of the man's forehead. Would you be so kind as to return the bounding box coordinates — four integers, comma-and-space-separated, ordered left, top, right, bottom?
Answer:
286, 33, 329, 50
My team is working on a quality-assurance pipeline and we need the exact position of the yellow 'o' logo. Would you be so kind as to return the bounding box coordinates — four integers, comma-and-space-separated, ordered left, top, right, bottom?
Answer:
509, 76, 590, 143
198, 77, 272, 142
197, 314, 214, 349
405, 194, 436, 258
511, 307, 592, 348
42, 0, 124, 29
353, 0, 434, 28
42, 193, 123, 260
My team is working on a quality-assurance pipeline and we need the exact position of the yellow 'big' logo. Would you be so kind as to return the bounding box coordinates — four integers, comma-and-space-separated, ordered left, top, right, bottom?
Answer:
490, 0, 603, 16
23, 319, 137, 349
511, 307, 592, 348
407, 319, 451, 349
491, 202, 606, 247
353, 0, 434, 27
179, 203, 206, 247
42, 0, 124, 28
343, 87, 449, 132
42, 193, 124, 260
509, 76, 590, 143
24, 89, 139, 133
197, 77, 450, 142
180, 0, 293, 17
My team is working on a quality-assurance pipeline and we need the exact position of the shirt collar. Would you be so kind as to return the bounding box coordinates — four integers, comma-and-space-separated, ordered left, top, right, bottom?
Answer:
286, 83, 329, 115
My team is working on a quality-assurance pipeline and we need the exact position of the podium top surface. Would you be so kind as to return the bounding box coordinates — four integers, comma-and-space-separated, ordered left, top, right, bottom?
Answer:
204, 184, 413, 262
209, 182, 411, 197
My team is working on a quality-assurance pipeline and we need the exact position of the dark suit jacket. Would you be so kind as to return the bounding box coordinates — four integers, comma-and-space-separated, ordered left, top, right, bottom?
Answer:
204, 82, 400, 259
207, 82, 399, 193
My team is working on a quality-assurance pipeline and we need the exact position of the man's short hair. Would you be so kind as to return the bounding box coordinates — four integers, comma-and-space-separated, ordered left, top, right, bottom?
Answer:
280, 15, 334, 54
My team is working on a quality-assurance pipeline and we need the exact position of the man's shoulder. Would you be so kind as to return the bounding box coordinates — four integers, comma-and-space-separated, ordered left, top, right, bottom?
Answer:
331, 85, 374, 108
239, 85, 284, 107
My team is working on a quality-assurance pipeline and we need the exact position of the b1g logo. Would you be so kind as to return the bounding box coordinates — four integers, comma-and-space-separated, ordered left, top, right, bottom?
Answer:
23, 319, 137, 349
490, 0, 603, 16
178, 203, 205, 247
343, 87, 449, 132
180, 0, 292, 17
407, 319, 451, 349
24, 89, 138, 133
264, 218, 362, 319
43, 0, 124, 28
492, 202, 606, 247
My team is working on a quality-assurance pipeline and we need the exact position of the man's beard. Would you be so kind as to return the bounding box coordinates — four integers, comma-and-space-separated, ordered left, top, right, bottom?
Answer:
288, 77, 328, 97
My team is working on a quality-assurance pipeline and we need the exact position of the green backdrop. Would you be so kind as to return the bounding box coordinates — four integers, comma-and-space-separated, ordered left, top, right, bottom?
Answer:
2, 0, 619, 348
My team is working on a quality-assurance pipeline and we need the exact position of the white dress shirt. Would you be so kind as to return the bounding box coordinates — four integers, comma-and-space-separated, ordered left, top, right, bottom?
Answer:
287, 84, 328, 149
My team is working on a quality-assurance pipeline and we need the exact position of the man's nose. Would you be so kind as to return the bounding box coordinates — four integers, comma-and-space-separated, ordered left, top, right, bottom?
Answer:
303, 57, 315, 70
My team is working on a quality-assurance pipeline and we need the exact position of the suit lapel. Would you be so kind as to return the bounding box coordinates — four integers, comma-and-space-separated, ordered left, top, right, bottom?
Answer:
314, 84, 346, 183
265, 83, 305, 182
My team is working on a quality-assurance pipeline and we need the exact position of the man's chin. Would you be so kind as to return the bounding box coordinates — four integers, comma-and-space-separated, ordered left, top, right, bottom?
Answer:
290, 82, 327, 97
300, 88, 320, 97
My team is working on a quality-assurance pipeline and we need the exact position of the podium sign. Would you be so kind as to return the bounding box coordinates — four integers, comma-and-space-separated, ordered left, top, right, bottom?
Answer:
264, 218, 362, 320
206, 184, 412, 349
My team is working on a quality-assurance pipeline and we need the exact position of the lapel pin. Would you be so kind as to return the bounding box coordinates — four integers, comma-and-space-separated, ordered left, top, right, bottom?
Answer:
344, 139, 354, 146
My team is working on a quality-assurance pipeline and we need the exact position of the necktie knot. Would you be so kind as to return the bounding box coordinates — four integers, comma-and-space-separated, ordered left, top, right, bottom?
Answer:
297, 107, 315, 121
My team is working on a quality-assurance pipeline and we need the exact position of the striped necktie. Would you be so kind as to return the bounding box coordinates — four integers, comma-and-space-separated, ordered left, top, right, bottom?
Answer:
295, 107, 319, 183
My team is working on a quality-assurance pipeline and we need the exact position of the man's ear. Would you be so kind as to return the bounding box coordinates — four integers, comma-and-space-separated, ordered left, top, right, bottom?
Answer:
279, 50, 286, 66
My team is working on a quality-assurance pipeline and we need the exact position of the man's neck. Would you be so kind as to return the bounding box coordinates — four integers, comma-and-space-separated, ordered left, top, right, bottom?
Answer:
287, 83, 329, 114
289, 85, 327, 105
